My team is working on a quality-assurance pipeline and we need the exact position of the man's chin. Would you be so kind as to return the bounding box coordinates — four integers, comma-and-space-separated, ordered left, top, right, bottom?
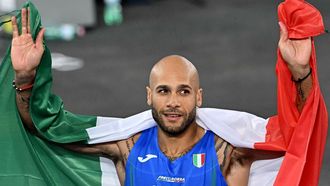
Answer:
161, 122, 179, 129
152, 108, 196, 136
159, 127, 183, 136
158, 122, 188, 136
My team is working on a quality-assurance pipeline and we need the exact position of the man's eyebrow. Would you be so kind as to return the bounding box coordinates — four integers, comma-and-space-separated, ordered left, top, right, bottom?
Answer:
155, 85, 169, 90
177, 84, 192, 90
155, 84, 192, 90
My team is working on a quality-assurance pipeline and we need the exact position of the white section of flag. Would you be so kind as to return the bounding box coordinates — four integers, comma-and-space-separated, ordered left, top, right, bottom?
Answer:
90, 108, 279, 186
100, 157, 121, 186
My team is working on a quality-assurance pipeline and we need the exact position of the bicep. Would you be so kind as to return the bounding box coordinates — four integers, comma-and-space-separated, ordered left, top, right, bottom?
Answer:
224, 148, 284, 185
215, 138, 251, 185
248, 148, 285, 162
224, 148, 253, 186
232, 147, 285, 162
225, 160, 251, 186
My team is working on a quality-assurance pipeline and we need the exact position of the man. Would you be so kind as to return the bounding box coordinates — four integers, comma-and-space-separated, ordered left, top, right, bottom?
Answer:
9, 4, 321, 186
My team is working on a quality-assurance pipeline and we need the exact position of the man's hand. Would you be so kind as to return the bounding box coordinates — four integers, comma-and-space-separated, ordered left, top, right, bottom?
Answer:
11, 8, 45, 84
278, 21, 311, 80
278, 21, 313, 111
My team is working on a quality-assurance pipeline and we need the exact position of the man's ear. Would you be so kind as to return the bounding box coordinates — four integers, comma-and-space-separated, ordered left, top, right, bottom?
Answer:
196, 88, 203, 107
146, 86, 152, 106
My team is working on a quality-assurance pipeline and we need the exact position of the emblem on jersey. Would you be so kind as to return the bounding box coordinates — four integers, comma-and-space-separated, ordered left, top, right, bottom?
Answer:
138, 154, 158, 163
193, 153, 205, 168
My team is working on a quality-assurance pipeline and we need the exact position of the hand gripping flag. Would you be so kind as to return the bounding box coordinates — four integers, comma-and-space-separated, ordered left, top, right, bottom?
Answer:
254, 0, 328, 185
0, 2, 119, 186
0, 1, 327, 186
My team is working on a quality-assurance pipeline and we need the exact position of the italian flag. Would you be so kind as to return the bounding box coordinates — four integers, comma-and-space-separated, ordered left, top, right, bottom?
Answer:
193, 153, 205, 168
0, 1, 327, 186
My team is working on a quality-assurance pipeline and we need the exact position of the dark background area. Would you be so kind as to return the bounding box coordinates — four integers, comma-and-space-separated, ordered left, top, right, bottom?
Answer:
1, 0, 329, 184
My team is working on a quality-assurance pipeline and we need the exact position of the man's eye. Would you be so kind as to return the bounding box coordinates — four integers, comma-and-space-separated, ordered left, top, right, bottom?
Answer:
158, 89, 168, 94
179, 90, 190, 95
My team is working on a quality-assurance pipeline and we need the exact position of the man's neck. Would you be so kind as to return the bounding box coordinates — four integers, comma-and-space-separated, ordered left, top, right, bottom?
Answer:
157, 122, 205, 158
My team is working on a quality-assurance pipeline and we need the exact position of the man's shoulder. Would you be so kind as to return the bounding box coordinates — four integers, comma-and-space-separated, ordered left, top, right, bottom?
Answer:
114, 132, 142, 161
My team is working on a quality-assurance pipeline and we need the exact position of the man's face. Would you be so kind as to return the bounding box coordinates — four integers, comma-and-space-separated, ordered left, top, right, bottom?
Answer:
147, 66, 202, 136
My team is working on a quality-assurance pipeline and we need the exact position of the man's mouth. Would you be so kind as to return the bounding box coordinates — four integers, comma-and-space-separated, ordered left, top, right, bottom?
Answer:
163, 113, 183, 122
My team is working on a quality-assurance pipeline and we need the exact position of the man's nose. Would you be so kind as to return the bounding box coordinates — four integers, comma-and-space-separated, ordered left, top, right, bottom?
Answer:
166, 94, 181, 108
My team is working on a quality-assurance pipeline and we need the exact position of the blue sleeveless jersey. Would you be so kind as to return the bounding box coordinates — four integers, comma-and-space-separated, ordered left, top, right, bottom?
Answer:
124, 126, 227, 186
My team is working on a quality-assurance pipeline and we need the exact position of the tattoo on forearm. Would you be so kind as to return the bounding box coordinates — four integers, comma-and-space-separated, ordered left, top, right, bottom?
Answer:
15, 75, 35, 85
17, 92, 31, 111
19, 94, 30, 103
297, 83, 305, 101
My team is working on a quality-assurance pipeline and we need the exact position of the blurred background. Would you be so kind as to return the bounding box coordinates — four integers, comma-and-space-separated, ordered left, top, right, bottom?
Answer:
0, 0, 329, 185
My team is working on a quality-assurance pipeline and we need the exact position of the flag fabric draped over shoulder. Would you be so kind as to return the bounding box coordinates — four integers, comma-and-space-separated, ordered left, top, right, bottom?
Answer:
0, 2, 112, 186
0, 1, 327, 186
87, 1, 328, 185
254, 0, 328, 185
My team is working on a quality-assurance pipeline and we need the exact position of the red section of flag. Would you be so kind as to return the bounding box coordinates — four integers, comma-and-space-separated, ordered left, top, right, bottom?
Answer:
201, 153, 205, 166
254, 0, 328, 185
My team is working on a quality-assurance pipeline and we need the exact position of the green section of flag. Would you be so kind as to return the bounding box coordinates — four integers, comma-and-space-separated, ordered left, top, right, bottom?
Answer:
0, 2, 103, 185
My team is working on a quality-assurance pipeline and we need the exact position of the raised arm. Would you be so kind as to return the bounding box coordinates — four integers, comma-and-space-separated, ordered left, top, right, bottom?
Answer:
278, 22, 312, 112
225, 21, 315, 185
10, 7, 124, 160
11, 8, 45, 132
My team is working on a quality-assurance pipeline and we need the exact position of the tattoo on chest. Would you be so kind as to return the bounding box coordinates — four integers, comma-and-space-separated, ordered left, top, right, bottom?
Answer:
126, 140, 131, 153
161, 144, 194, 162
131, 137, 136, 146
215, 138, 232, 172
123, 152, 129, 166
215, 140, 225, 152
123, 137, 137, 164
222, 143, 230, 170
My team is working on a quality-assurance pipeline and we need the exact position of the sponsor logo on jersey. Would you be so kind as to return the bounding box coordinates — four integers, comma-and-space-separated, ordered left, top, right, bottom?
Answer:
193, 153, 205, 168
157, 176, 185, 183
138, 154, 158, 163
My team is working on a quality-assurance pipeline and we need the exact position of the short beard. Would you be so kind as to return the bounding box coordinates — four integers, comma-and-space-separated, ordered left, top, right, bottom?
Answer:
152, 106, 196, 136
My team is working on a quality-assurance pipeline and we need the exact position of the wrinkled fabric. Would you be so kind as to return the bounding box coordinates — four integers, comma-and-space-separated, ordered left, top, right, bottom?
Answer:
278, 0, 325, 39
0, 2, 103, 185
254, 0, 328, 185
0, 1, 327, 186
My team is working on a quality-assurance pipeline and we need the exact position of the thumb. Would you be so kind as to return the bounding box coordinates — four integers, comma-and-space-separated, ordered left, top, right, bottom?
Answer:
278, 22, 288, 43
35, 28, 45, 50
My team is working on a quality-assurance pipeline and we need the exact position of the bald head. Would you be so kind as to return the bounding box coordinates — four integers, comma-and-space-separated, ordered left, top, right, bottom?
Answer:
147, 55, 203, 135
149, 55, 200, 89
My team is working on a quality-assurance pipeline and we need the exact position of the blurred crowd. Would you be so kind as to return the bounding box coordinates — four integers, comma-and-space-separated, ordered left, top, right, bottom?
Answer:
0, 0, 206, 40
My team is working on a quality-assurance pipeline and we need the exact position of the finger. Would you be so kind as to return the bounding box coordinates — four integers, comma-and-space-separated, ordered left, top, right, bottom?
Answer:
36, 28, 45, 50
278, 21, 288, 43
11, 16, 19, 38
27, 8, 31, 34
21, 8, 27, 34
